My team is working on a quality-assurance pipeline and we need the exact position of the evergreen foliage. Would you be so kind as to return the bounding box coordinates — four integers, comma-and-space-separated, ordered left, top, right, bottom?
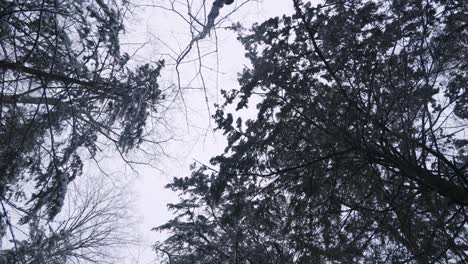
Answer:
0, 0, 162, 257
156, 0, 468, 263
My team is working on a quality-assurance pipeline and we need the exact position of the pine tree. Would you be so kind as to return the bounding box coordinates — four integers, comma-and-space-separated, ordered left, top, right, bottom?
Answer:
156, 0, 468, 263
0, 0, 162, 231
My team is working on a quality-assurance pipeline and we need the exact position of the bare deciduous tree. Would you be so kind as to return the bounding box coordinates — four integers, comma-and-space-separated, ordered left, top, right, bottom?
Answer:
1, 175, 137, 264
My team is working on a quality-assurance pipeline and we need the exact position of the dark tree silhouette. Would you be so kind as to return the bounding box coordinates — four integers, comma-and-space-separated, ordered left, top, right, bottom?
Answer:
0, 0, 163, 247
156, 0, 468, 263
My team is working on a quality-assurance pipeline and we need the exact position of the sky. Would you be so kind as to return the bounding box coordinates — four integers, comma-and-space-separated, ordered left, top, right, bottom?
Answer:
89, 1, 297, 263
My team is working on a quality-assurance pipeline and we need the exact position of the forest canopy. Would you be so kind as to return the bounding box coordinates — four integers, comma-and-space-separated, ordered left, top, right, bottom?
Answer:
0, 0, 467, 263
0, 0, 162, 262
156, 0, 468, 263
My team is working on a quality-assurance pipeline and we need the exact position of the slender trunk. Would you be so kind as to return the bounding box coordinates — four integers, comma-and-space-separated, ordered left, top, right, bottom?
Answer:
0, 60, 94, 87
1, 94, 61, 105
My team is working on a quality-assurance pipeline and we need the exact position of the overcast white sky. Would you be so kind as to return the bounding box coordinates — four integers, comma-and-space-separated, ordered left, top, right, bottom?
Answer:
94, 1, 299, 262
